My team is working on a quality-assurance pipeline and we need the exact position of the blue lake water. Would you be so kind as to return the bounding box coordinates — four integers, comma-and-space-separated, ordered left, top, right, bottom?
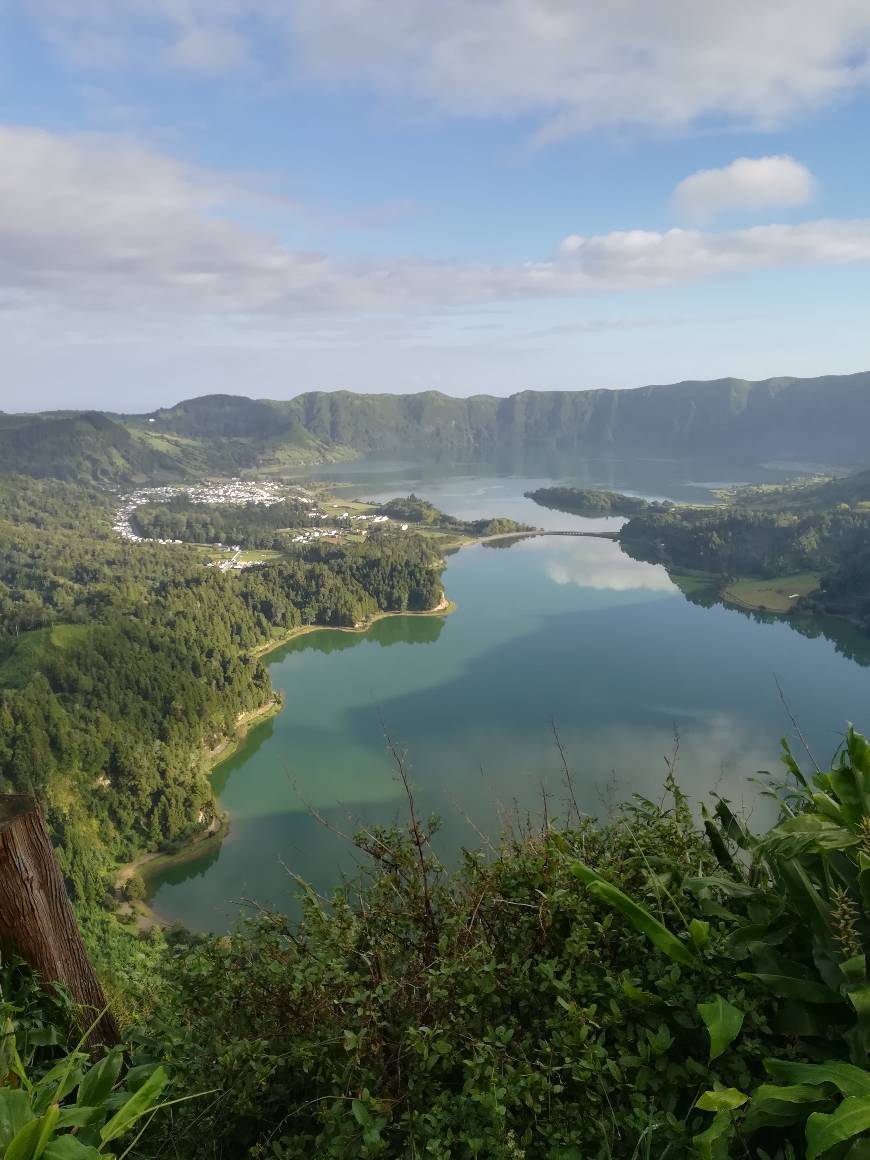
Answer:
150, 462, 870, 931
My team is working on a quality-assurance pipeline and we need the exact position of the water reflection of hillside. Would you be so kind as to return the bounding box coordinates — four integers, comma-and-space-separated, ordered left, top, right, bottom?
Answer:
673, 575, 870, 668
301, 452, 802, 506
279, 613, 446, 657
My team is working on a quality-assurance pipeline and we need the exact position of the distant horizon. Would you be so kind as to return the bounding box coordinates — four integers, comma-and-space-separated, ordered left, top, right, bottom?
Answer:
5, 365, 870, 417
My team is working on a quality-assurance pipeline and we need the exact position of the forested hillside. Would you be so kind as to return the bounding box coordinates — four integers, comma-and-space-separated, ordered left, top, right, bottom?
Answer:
620, 481, 870, 627
150, 371, 870, 466
525, 485, 672, 517
0, 412, 186, 482
5, 369, 870, 483
0, 476, 444, 910
275, 371, 870, 463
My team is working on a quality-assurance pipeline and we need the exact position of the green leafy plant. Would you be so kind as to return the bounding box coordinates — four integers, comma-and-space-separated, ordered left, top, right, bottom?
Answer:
1, 964, 198, 1160
573, 727, 870, 1158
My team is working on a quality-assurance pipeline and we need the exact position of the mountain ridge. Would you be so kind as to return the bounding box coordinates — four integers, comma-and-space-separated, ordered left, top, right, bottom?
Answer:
4, 369, 870, 481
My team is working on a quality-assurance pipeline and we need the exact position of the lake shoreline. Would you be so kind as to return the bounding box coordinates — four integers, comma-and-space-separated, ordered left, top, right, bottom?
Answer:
115, 592, 455, 931
251, 591, 454, 661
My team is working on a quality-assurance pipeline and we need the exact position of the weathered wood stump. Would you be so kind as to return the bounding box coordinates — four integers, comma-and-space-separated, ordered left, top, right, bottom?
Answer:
0, 795, 119, 1049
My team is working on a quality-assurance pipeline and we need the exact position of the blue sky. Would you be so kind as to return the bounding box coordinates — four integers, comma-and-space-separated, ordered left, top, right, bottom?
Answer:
2, 1, 870, 411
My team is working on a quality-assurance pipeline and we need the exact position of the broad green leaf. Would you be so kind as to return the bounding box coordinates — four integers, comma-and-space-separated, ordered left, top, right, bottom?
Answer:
0, 1090, 33, 1152
4, 1117, 42, 1160
0, 1029, 29, 1093
728, 921, 791, 952
99, 1066, 168, 1145
743, 973, 841, 1004
811, 792, 845, 822
847, 727, 870, 778
765, 1060, 870, 1098
744, 1085, 832, 1132
43, 1140, 104, 1160
0, 1020, 17, 1088
32, 1105, 60, 1160
842, 956, 868, 985
713, 799, 755, 851
701, 810, 739, 876
777, 860, 835, 954
351, 1099, 370, 1128
695, 1088, 749, 1112
693, 1109, 734, 1160
121, 1065, 157, 1095
690, 919, 710, 949
76, 1048, 123, 1109
56, 1107, 100, 1130
684, 876, 757, 900
32, 1060, 84, 1113
782, 738, 810, 787
807, 1095, 870, 1160
761, 814, 858, 857
698, 996, 744, 1061
829, 767, 866, 825
573, 864, 698, 968
5, 1104, 58, 1160
754, 1083, 836, 1105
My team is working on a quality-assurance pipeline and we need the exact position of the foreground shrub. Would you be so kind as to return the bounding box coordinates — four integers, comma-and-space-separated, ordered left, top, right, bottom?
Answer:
152, 778, 778, 1159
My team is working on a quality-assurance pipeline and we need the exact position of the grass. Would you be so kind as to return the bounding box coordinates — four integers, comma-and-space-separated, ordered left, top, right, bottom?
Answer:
669, 571, 722, 599
723, 572, 821, 613
0, 624, 90, 688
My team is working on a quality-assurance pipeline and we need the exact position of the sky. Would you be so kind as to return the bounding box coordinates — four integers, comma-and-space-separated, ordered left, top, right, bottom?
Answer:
2, 1, 870, 412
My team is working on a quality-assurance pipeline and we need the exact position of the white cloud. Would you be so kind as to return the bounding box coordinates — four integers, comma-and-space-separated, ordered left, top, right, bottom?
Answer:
2, 126, 870, 321
673, 156, 817, 222
22, 0, 870, 135
166, 24, 251, 74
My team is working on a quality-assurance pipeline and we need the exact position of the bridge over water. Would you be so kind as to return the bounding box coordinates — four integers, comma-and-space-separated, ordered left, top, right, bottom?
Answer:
478, 528, 619, 544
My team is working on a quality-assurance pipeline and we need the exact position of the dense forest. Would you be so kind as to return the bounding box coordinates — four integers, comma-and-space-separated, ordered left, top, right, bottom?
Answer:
525, 485, 671, 517
131, 496, 321, 548
374, 494, 533, 537
621, 502, 870, 628
5, 370, 870, 485
0, 476, 444, 911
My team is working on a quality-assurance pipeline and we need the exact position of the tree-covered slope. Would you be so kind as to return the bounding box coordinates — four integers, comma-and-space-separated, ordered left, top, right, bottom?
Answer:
5, 369, 870, 482
0, 475, 446, 907
279, 371, 870, 462
0, 412, 186, 482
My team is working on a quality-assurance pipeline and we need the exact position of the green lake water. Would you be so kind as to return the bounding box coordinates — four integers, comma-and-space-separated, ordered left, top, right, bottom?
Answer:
149, 462, 870, 932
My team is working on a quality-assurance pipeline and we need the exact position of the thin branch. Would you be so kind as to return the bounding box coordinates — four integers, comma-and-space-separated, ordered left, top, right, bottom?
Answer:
775, 673, 821, 774
380, 715, 439, 949
551, 717, 584, 827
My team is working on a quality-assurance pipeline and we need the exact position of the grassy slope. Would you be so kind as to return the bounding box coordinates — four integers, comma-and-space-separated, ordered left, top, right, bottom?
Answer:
723, 571, 821, 613
0, 624, 91, 688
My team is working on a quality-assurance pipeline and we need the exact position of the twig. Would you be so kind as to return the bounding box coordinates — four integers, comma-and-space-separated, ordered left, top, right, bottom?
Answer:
775, 674, 821, 774
380, 715, 439, 949
551, 717, 584, 826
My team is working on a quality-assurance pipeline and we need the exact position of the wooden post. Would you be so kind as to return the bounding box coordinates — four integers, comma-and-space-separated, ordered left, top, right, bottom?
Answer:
0, 795, 119, 1049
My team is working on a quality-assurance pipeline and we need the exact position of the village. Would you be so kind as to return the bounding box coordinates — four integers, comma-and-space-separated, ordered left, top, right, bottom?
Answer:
112, 478, 405, 569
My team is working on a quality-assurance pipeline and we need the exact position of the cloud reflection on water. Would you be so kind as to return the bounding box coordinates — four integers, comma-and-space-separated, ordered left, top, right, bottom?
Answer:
544, 539, 676, 593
